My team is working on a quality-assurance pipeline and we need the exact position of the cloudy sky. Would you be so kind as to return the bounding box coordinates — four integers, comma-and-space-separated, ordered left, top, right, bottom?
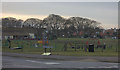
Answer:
2, 2, 118, 29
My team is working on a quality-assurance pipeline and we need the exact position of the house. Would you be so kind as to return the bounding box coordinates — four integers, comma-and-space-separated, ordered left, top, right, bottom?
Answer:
2, 27, 35, 40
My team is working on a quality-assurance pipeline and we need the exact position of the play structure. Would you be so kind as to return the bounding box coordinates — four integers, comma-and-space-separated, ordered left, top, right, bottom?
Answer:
4, 29, 54, 55
37, 40, 53, 55
4, 34, 112, 54
40, 31, 53, 55
5, 37, 23, 51
64, 41, 85, 52
63, 38, 107, 52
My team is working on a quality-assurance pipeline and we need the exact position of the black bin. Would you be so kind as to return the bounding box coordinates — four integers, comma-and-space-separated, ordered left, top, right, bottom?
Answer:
89, 44, 94, 52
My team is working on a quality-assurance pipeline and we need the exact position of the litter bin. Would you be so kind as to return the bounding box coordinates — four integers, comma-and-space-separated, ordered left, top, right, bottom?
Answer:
89, 44, 94, 52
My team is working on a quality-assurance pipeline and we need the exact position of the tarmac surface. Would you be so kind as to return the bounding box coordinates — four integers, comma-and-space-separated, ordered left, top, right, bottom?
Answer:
2, 52, 119, 69
2, 56, 118, 68
2, 52, 118, 62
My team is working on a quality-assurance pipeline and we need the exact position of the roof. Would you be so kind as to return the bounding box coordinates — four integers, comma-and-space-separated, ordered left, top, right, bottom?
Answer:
2, 32, 29, 36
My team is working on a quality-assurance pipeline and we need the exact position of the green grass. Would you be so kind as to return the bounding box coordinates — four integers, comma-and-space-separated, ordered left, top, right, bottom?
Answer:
2, 38, 119, 56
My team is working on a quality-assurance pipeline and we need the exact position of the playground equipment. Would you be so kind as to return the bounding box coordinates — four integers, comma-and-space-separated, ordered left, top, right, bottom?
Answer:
7, 37, 11, 48
37, 40, 48, 44
11, 47, 23, 50
63, 38, 107, 52
5, 37, 23, 52
36, 39, 53, 55
88, 38, 107, 52
41, 31, 53, 55
64, 41, 86, 52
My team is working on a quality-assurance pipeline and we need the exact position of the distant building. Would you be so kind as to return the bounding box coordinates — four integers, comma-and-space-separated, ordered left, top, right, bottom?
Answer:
2, 27, 36, 40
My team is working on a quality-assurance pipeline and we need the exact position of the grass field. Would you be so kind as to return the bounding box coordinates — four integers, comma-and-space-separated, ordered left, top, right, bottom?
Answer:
2, 38, 119, 56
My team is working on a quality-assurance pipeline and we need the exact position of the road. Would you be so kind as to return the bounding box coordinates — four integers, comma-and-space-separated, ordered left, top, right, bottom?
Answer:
2, 56, 119, 68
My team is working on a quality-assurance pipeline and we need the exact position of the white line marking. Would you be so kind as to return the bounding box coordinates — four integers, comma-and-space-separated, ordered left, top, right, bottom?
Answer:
26, 60, 43, 63
45, 62, 60, 65
110, 65, 118, 68
25, 60, 61, 65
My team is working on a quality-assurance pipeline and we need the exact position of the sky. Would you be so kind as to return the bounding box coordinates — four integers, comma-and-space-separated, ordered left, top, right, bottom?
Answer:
2, 2, 118, 29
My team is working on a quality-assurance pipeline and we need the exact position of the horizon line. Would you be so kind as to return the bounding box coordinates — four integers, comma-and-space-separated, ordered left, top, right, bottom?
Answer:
2, 13, 118, 29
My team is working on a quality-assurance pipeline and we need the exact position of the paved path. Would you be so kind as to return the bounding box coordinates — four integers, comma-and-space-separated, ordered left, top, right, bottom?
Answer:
2, 52, 118, 62
2, 56, 119, 68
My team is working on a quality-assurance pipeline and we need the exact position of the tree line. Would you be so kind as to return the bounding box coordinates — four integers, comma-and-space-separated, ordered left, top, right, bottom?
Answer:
2, 14, 119, 39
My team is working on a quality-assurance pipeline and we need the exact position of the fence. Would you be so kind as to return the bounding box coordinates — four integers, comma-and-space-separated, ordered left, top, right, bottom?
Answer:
2, 38, 118, 53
